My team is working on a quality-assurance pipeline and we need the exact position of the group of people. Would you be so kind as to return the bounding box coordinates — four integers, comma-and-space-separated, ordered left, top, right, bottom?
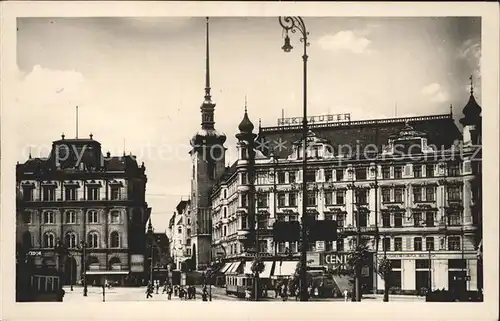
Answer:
145, 280, 210, 301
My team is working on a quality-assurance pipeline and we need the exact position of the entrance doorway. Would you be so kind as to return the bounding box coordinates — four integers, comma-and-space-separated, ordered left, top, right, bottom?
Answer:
64, 257, 77, 285
415, 270, 431, 293
448, 270, 467, 297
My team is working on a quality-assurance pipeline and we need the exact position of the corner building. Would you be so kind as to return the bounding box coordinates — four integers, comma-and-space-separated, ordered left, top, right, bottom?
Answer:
16, 134, 151, 286
210, 86, 482, 295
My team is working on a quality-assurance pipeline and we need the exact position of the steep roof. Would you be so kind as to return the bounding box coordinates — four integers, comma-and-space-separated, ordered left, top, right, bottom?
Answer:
175, 200, 190, 214
168, 213, 176, 229
256, 114, 461, 159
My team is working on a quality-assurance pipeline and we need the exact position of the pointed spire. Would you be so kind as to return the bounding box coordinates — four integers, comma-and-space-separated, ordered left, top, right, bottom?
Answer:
449, 104, 453, 116
244, 94, 247, 113
204, 17, 211, 103
29, 147, 32, 159
147, 218, 153, 233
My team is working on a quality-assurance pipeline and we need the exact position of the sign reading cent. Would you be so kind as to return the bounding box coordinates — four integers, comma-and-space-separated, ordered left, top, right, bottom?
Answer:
277, 113, 351, 126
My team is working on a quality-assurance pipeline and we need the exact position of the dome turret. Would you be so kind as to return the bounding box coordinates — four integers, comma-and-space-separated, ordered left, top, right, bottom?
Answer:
460, 76, 482, 126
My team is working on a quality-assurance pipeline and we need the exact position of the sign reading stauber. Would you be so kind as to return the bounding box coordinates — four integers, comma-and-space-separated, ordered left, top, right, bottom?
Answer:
277, 113, 351, 126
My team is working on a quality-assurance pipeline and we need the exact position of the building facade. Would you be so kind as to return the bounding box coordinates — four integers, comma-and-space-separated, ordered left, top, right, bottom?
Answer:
210, 86, 482, 295
16, 134, 151, 286
168, 200, 193, 270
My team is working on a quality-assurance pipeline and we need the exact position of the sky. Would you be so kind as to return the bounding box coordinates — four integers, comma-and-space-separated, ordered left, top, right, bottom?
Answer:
15, 16, 481, 233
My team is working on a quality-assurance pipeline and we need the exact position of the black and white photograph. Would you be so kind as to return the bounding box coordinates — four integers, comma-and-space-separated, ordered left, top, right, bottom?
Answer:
1, 2, 499, 321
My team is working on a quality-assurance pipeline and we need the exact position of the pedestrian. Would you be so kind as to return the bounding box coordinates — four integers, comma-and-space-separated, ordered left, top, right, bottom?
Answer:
162, 282, 168, 294
146, 285, 153, 299
343, 289, 349, 302
167, 285, 173, 300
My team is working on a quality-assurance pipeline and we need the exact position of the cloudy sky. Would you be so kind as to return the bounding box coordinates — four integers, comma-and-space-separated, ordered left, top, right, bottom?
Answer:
15, 16, 481, 232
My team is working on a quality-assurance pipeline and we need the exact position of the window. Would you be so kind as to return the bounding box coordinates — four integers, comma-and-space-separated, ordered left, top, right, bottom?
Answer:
306, 191, 316, 206
336, 190, 345, 205
390, 259, 402, 269
382, 166, 390, 179
186, 239, 191, 246
65, 210, 76, 224
394, 237, 403, 251
413, 212, 422, 227
289, 193, 297, 206
382, 188, 391, 202
357, 210, 368, 227
413, 187, 422, 202
305, 170, 316, 182
448, 236, 461, 251
186, 228, 191, 237
336, 214, 344, 228
277, 193, 286, 207
414, 237, 422, 251
425, 237, 434, 251
325, 192, 333, 205
448, 213, 461, 226
394, 212, 403, 227
259, 241, 268, 254
277, 172, 286, 184
425, 187, 435, 201
382, 213, 391, 227
289, 171, 296, 183
223, 226, 227, 236
257, 193, 268, 208
208, 162, 216, 180
336, 169, 344, 181
448, 163, 460, 176
447, 186, 461, 201
394, 166, 402, 179
44, 211, 55, 224
241, 193, 248, 207
87, 210, 98, 224
416, 259, 430, 269
65, 187, 77, 201
383, 237, 391, 252
65, 232, 77, 248
110, 231, 120, 248
223, 189, 227, 199
223, 207, 227, 218
426, 165, 434, 177
110, 187, 120, 200
42, 186, 55, 201
355, 167, 367, 180
241, 215, 247, 229
290, 241, 298, 253
394, 187, 403, 203
355, 189, 368, 204
336, 238, 344, 252
448, 259, 466, 269
414, 165, 422, 178
241, 173, 247, 184
277, 242, 286, 253
324, 170, 333, 182
110, 210, 120, 224
22, 186, 34, 201
87, 187, 99, 201
307, 242, 316, 252
23, 211, 32, 224
425, 212, 434, 227
289, 214, 298, 221
44, 232, 56, 248
87, 232, 99, 248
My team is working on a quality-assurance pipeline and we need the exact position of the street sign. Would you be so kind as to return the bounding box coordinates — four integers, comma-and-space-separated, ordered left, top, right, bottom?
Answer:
316, 241, 325, 252
27, 251, 42, 256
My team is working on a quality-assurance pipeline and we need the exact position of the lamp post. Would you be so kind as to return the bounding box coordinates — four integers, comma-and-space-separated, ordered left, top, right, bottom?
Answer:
79, 241, 88, 297
278, 15, 310, 302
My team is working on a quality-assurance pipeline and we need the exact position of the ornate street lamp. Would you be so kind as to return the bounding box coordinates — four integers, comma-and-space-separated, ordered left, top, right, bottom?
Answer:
78, 241, 88, 297
278, 16, 310, 302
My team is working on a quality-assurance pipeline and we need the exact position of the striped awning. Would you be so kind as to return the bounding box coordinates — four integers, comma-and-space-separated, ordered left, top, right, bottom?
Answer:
220, 262, 233, 274
85, 270, 129, 275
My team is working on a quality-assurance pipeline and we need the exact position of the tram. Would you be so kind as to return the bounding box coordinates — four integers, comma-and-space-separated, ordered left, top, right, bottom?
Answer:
17, 266, 64, 302
226, 274, 254, 298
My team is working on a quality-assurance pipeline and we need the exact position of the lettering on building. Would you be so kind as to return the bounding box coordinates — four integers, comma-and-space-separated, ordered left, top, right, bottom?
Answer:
277, 113, 351, 126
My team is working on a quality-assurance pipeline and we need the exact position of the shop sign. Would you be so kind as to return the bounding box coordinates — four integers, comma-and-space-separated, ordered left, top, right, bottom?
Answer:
130, 254, 144, 272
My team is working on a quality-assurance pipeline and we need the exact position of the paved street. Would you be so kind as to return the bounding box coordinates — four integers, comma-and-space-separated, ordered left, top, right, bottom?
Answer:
62, 286, 425, 302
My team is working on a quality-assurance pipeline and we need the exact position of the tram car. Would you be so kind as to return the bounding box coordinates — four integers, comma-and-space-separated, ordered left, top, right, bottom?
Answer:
17, 266, 64, 302
226, 274, 255, 298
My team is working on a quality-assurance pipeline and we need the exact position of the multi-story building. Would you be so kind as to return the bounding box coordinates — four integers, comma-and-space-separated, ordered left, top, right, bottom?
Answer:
168, 200, 193, 270
210, 83, 482, 295
16, 134, 151, 286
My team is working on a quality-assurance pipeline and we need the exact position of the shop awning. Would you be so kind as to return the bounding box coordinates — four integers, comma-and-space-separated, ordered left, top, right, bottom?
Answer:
85, 270, 130, 275
273, 261, 297, 277
220, 262, 233, 274
260, 261, 274, 279
226, 261, 242, 274
331, 274, 352, 293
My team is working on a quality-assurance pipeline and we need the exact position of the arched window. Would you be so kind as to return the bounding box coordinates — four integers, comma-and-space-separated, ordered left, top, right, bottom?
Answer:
87, 255, 99, 267
87, 231, 99, 248
87, 210, 98, 224
110, 231, 120, 248
177, 226, 182, 234
22, 231, 32, 248
223, 225, 227, 237
109, 257, 121, 270
43, 232, 56, 248
223, 207, 227, 218
65, 232, 77, 248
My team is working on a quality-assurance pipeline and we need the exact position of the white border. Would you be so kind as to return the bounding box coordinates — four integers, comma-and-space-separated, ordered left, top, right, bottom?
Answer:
1, 2, 499, 321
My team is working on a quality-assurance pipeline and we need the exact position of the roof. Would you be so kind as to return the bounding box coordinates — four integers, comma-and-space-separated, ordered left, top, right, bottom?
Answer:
175, 200, 190, 214
168, 213, 176, 228
214, 161, 238, 187
256, 114, 461, 159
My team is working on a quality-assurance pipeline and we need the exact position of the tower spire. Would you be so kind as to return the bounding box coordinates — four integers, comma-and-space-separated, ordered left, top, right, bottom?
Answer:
244, 95, 247, 113
204, 17, 211, 103
469, 74, 474, 95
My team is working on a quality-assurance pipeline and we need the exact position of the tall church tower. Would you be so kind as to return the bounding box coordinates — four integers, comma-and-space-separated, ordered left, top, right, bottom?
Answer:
189, 17, 227, 270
